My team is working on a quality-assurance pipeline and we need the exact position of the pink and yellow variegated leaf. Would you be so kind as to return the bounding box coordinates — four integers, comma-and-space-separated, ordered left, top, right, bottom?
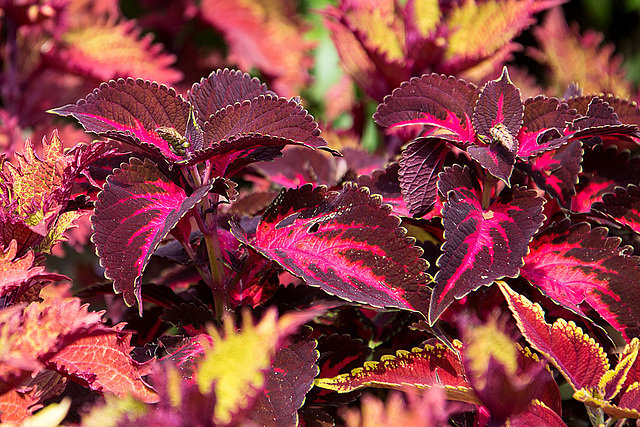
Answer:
498, 281, 609, 391
505, 400, 567, 427
598, 338, 639, 401
374, 73, 479, 144
430, 165, 545, 324
187, 69, 274, 120
530, 7, 631, 97
314, 340, 479, 404
92, 158, 213, 314
574, 389, 640, 420
48, 323, 158, 403
592, 185, 640, 235
50, 79, 191, 163
520, 220, 640, 341
53, 19, 182, 85
443, 0, 563, 76
232, 183, 431, 316
0, 288, 108, 394
0, 240, 66, 298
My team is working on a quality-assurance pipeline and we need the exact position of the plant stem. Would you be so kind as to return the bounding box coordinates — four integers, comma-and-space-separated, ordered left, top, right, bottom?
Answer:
188, 166, 227, 322
481, 177, 493, 210
586, 405, 605, 427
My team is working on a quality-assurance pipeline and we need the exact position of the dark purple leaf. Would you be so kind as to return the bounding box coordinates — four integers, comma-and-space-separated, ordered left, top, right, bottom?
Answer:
520, 220, 640, 341
357, 163, 409, 218
250, 337, 319, 426
517, 140, 582, 208
202, 96, 327, 149
187, 68, 274, 120
473, 67, 523, 141
50, 78, 191, 163
516, 96, 577, 159
398, 138, 448, 217
573, 145, 640, 212
430, 165, 545, 324
592, 185, 640, 234
467, 143, 516, 185
92, 157, 213, 314
374, 73, 479, 144
257, 146, 343, 188
232, 183, 431, 316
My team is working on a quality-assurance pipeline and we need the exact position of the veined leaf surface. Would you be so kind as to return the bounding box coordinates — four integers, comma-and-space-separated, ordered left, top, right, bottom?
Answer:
232, 183, 431, 315
520, 220, 640, 341
430, 165, 545, 324
92, 158, 213, 314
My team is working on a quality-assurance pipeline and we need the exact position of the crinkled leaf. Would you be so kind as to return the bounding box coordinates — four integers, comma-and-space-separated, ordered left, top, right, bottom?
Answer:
430, 165, 545, 324
48, 323, 158, 403
54, 19, 182, 85
188, 68, 274, 120
314, 340, 479, 404
0, 387, 41, 424
398, 138, 447, 217
592, 185, 640, 235
92, 157, 213, 314
374, 73, 478, 144
0, 240, 66, 298
530, 7, 631, 97
250, 337, 319, 426
520, 220, 640, 341
232, 183, 431, 316
505, 400, 567, 427
499, 281, 611, 393
50, 78, 191, 163
0, 289, 108, 394
516, 140, 582, 209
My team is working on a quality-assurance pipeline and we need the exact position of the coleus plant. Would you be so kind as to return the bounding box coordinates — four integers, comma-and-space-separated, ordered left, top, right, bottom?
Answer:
3, 62, 640, 427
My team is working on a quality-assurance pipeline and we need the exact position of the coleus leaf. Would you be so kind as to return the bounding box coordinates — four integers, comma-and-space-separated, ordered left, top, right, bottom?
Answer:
462, 314, 553, 424
529, 6, 632, 97
231, 183, 431, 316
430, 165, 545, 324
499, 281, 640, 417
197, 0, 313, 96
398, 138, 448, 217
50, 78, 192, 163
357, 163, 410, 218
520, 220, 640, 341
0, 240, 67, 300
250, 336, 319, 426
196, 307, 322, 426
505, 400, 567, 427
47, 323, 158, 403
373, 73, 478, 143
591, 184, 640, 235
92, 157, 214, 314
52, 19, 182, 85
187, 69, 274, 121
314, 339, 479, 404
516, 140, 582, 209
0, 287, 108, 394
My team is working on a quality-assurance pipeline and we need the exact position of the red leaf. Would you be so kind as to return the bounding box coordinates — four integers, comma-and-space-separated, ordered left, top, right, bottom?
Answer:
232, 183, 431, 316
520, 220, 640, 341
505, 400, 567, 427
592, 184, 640, 235
430, 165, 545, 323
498, 282, 609, 391
92, 158, 213, 314
48, 323, 158, 403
